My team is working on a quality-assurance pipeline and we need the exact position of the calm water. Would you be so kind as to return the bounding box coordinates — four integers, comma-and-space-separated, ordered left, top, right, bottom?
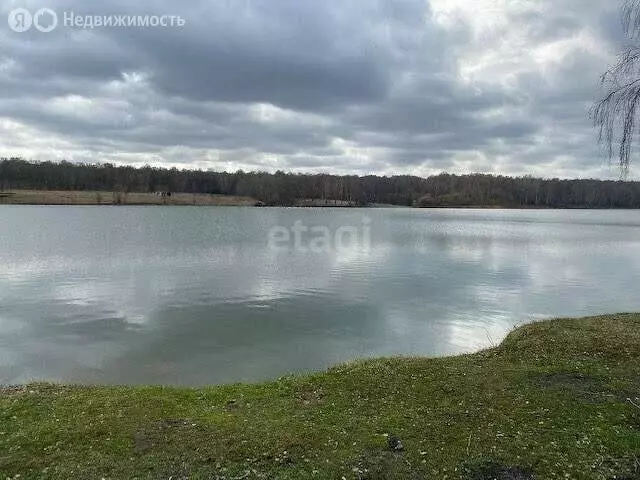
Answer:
1, 206, 640, 385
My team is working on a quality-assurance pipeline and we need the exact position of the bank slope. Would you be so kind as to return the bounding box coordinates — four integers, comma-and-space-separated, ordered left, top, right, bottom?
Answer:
1, 314, 639, 479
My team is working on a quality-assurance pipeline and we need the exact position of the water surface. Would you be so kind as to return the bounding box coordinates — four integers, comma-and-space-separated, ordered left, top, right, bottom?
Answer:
1, 206, 640, 385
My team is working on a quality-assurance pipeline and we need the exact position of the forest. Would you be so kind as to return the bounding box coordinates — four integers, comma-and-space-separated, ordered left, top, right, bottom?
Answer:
2, 157, 640, 208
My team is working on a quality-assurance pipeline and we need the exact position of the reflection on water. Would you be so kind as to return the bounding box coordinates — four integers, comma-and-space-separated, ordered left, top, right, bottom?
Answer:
1, 207, 640, 385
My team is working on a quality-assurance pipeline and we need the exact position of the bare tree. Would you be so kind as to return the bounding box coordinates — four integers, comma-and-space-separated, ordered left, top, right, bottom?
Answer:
592, 0, 640, 174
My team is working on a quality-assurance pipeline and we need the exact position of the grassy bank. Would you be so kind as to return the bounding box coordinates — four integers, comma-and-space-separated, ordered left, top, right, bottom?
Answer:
1, 314, 639, 479
0, 190, 257, 206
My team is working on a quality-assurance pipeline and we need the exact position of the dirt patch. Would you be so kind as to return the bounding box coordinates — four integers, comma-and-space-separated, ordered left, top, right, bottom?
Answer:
536, 372, 616, 403
353, 449, 427, 480
224, 399, 242, 411
133, 419, 198, 454
539, 372, 600, 388
538, 372, 640, 406
606, 455, 640, 479
462, 460, 534, 480
295, 386, 325, 407
0, 385, 27, 396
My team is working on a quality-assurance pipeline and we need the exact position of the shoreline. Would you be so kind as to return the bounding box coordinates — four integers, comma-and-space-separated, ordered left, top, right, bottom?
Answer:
0, 189, 258, 206
2, 190, 640, 209
1, 313, 639, 478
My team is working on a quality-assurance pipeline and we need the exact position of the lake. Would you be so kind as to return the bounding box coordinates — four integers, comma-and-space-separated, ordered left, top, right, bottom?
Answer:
1, 206, 640, 386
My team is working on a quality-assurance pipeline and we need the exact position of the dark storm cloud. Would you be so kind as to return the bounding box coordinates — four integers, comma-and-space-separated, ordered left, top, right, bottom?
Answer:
0, 0, 631, 177
124, 0, 431, 109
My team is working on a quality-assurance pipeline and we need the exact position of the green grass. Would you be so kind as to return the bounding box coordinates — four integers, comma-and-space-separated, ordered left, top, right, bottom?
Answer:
2, 314, 640, 479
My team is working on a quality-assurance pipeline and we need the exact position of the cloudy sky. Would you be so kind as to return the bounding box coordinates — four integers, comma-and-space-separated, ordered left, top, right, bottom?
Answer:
0, 0, 634, 178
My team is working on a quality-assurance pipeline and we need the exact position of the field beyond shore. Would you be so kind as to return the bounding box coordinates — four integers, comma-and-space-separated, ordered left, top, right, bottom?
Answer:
1, 314, 639, 479
0, 190, 369, 207
0, 190, 258, 206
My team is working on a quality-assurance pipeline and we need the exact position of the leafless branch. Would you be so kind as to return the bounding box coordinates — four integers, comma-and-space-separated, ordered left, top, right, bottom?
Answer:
623, 0, 640, 38
592, 0, 640, 175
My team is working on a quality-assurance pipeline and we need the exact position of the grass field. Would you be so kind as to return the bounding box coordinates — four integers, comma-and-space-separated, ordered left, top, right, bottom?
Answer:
0, 190, 257, 206
1, 314, 639, 479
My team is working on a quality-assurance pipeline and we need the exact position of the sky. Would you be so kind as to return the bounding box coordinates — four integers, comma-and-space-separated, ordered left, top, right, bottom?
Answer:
0, 0, 635, 178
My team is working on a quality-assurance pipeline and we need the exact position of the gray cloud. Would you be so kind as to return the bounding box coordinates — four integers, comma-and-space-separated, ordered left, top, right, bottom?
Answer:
0, 0, 632, 178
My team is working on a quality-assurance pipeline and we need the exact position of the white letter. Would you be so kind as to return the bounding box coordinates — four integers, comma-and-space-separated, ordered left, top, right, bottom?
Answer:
335, 226, 358, 249
309, 227, 332, 253
268, 227, 290, 250
63, 11, 74, 27
361, 217, 372, 251
291, 221, 308, 253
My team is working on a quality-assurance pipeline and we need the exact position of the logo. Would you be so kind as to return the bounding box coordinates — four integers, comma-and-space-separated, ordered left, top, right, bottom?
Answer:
7, 8, 31, 32
8, 7, 58, 33
7, 9, 185, 32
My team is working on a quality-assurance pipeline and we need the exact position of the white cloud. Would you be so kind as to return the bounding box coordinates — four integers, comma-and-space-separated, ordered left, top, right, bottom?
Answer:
0, 0, 633, 178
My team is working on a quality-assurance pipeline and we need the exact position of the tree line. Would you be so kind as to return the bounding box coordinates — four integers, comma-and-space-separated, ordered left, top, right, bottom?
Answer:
1, 157, 640, 208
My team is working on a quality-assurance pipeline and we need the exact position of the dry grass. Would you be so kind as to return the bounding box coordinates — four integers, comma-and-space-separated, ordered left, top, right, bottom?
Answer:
0, 190, 257, 206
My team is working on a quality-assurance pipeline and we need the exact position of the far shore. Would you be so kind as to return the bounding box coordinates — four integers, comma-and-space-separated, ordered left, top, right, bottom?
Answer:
1, 189, 640, 209
0, 190, 364, 207
0, 190, 396, 207
0, 189, 258, 206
